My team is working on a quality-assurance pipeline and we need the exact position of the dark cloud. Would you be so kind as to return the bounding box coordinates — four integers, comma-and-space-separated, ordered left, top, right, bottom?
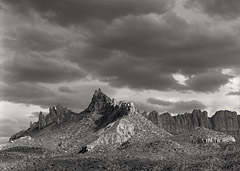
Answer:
0, 82, 56, 105
146, 98, 173, 106
185, 0, 240, 20
4, 0, 175, 26
145, 98, 207, 114
185, 72, 230, 92
3, 0, 240, 94
3, 53, 86, 83
67, 12, 239, 92
227, 91, 240, 96
58, 86, 76, 93
88, 12, 239, 73
3, 27, 67, 52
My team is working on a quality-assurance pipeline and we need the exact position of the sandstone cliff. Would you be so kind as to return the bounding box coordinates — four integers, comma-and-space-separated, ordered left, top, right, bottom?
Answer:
148, 109, 212, 135
147, 109, 240, 139
211, 110, 239, 133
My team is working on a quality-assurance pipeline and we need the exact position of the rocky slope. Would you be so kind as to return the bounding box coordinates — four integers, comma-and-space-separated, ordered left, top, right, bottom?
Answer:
171, 127, 236, 144
10, 103, 77, 141
147, 109, 240, 139
7, 89, 172, 153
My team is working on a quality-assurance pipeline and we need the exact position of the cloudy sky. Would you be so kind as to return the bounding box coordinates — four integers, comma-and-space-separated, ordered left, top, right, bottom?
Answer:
1, 0, 240, 143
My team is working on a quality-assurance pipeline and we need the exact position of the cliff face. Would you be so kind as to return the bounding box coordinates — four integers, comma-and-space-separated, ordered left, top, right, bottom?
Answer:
148, 110, 212, 135
211, 110, 239, 133
148, 109, 240, 138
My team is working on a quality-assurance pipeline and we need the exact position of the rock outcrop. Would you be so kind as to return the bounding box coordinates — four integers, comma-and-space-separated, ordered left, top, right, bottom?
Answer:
87, 100, 171, 151
211, 110, 239, 133
172, 127, 236, 144
87, 118, 135, 151
86, 88, 116, 112
38, 112, 46, 130
9, 104, 74, 141
147, 109, 240, 139
148, 109, 212, 135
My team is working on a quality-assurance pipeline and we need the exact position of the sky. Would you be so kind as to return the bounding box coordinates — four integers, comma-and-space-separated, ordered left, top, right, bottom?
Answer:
1, 0, 240, 144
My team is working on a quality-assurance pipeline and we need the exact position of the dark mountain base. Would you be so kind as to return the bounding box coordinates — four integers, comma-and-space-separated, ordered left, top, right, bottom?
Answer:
1, 141, 240, 171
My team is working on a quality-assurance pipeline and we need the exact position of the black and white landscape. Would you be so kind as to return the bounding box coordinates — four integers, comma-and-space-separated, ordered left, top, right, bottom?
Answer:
1, 0, 240, 170
0, 89, 240, 170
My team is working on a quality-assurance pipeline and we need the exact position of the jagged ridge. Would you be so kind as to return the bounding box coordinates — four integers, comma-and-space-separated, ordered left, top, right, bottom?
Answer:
8, 89, 171, 153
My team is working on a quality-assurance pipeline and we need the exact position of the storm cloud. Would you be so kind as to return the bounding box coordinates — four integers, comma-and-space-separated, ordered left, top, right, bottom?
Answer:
3, 53, 86, 84
4, 0, 175, 26
66, 12, 239, 92
3, 26, 67, 52
185, 0, 240, 20
185, 72, 230, 92
1, 0, 240, 114
3, 1, 240, 93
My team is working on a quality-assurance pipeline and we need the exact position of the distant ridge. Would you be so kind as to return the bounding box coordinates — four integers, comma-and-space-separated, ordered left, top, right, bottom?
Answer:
147, 109, 240, 139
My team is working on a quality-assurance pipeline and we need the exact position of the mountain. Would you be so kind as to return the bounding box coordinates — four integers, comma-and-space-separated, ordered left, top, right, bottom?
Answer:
8, 89, 171, 153
1, 89, 239, 170
147, 109, 240, 139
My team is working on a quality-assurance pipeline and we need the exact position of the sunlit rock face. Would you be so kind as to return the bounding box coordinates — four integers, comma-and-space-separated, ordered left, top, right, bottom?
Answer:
87, 119, 135, 150
148, 110, 212, 135
87, 101, 138, 150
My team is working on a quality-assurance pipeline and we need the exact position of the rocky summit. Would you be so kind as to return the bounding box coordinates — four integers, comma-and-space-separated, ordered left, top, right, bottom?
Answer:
1, 89, 240, 171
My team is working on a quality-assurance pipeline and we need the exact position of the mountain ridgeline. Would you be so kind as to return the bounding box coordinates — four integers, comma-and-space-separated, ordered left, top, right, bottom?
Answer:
147, 109, 240, 139
4, 89, 240, 170
9, 89, 238, 148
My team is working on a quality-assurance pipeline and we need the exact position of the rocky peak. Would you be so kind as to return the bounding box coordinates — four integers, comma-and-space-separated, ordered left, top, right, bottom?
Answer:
86, 88, 115, 112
